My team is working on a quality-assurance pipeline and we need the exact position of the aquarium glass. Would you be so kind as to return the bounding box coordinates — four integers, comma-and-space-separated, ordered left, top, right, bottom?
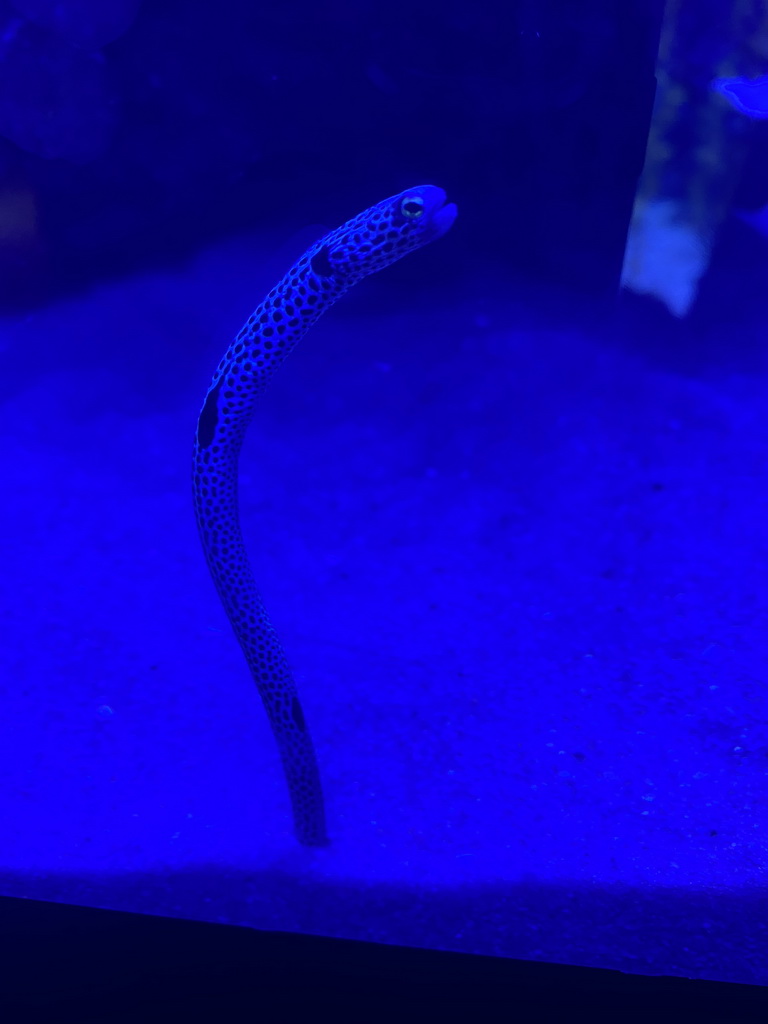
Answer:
1, 0, 766, 988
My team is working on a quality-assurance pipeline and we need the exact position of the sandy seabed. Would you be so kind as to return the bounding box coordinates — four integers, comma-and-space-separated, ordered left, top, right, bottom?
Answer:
1, 231, 766, 985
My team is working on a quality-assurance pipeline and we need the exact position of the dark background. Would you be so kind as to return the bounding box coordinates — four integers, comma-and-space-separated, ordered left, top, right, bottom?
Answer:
0, 0, 663, 310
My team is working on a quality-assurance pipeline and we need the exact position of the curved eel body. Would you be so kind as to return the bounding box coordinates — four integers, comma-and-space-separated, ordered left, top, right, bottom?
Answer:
193, 185, 457, 846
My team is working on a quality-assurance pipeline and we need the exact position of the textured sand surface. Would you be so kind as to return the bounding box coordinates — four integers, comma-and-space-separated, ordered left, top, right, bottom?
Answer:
1, 234, 766, 984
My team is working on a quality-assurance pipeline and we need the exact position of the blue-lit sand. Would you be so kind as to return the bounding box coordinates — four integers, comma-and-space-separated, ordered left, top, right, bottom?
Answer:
1, 232, 766, 984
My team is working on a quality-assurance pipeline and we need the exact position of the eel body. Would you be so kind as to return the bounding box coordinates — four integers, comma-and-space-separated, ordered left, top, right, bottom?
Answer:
193, 185, 457, 846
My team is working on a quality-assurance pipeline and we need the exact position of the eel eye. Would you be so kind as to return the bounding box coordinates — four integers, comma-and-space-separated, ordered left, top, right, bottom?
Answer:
400, 196, 425, 219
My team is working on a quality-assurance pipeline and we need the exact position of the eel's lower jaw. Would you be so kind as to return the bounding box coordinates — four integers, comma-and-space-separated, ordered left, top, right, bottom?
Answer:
429, 199, 458, 239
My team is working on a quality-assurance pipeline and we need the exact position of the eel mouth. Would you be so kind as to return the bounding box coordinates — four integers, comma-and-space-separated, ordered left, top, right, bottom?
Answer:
428, 191, 458, 239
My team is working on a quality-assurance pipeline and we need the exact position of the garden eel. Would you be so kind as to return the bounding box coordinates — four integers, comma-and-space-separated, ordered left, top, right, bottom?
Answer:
193, 185, 458, 846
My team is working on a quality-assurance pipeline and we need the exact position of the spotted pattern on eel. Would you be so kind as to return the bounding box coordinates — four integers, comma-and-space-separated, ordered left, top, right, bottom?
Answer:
193, 185, 458, 846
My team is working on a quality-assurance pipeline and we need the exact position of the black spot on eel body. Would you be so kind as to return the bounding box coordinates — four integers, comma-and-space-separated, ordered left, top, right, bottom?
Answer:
291, 697, 306, 732
310, 245, 334, 277
197, 377, 223, 449
192, 185, 456, 847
